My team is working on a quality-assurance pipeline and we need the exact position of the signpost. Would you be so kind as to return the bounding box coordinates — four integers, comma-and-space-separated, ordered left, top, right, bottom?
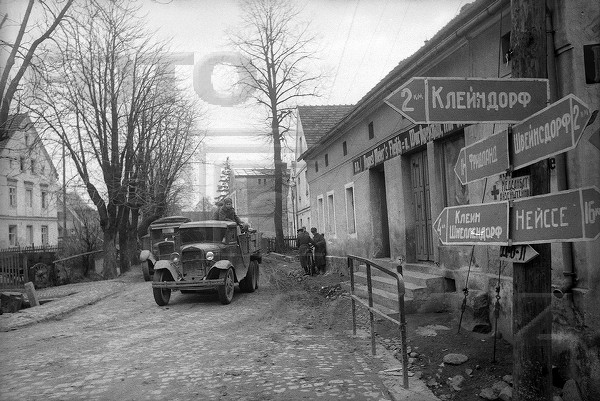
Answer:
490, 175, 531, 201
451, 94, 591, 185
511, 186, 600, 244
511, 94, 592, 170
454, 132, 510, 185
432, 202, 509, 245
433, 186, 600, 246
499, 245, 539, 263
384, 77, 549, 124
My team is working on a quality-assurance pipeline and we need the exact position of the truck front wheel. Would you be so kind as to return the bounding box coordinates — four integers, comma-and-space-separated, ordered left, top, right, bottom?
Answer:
153, 269, 173, 306
218, 267, 235, 305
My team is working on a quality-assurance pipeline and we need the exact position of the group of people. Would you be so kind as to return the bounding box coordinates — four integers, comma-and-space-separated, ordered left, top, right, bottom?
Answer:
296, 226, 327, 276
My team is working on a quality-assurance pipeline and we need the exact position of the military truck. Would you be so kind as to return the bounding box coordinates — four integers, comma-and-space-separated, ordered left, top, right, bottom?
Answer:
151, 220, 262, 305
139, 216, 191, 281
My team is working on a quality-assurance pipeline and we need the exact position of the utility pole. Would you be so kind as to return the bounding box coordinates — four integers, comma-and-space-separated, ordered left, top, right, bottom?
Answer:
510, 1, 552, 400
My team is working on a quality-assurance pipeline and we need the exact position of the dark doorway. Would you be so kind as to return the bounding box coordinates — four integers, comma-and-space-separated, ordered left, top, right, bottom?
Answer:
369, 165, 390, 258
410, 150, 434, 261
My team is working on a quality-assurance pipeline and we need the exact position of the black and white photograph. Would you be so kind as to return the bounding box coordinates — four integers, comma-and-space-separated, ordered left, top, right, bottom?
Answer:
1, 0, 599, 400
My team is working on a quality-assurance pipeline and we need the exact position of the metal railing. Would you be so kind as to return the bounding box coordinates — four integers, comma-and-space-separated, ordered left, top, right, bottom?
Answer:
347, 254, 409, 389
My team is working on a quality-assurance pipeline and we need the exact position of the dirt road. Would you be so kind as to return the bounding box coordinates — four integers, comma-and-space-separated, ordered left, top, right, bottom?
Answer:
0, 256, 403, 401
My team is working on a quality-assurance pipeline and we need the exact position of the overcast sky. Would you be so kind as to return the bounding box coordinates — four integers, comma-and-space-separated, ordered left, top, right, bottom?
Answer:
140, 0, 470, 130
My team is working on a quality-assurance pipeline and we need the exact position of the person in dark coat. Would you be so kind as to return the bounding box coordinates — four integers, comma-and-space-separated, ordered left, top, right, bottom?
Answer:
311, 227, 327, 274
296, 227, 314, 275
218, 198, 243, 227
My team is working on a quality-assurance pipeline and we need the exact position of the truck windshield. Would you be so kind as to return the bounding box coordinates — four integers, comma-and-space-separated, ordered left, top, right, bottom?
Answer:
180, 227, 227, 244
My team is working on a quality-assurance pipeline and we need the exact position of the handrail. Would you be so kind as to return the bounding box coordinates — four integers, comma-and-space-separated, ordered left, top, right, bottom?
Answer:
347, 254, 409, 389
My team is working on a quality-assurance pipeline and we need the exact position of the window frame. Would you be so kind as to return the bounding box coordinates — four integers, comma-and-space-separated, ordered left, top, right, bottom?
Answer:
326, 190, 336, 236
344, 182, 357, 235
9, 186, 17, 207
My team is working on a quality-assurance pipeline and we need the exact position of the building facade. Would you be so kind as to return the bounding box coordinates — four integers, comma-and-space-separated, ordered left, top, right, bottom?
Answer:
229, 168, 289, 237
299, 0, 600, 397
0, 115, 60, 248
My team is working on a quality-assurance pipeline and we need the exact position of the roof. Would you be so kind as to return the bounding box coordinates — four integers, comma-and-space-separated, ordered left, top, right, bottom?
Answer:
300, 0, 505, 160
297, 105, 354, 148
150, 216, 192, 228
233, 168, 275, 177
0, 114, 30, 152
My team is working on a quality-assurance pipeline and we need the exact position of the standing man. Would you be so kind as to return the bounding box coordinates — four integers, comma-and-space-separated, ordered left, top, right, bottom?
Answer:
311, 227, 327, 275
296, 227, 314, 276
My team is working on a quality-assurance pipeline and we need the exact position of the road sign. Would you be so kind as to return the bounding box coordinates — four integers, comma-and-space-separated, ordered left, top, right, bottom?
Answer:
490, 175, 531, 201
433, 186, 600, 246
433, 202, 509, 245
384, 77, 549, 124
512, 94, 592, 170
454, 131, 510, 185
511, 186, 600, 244
499, 245, 539, 263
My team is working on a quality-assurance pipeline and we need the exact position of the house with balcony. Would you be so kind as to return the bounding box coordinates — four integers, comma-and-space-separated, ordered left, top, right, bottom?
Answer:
0, 115, 59, 249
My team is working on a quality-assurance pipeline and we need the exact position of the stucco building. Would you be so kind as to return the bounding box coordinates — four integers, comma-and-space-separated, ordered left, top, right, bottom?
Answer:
297, 0, 600, 397
0, 115, 59, 249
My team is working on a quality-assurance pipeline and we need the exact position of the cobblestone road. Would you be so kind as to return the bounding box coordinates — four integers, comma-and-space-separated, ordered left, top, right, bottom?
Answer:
0, 268, 397, 400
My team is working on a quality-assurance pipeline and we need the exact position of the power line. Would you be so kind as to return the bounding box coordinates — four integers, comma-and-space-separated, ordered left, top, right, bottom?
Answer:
328, 0, 360, 102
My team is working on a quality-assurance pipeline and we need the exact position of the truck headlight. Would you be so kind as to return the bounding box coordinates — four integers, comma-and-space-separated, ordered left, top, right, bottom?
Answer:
170, 252, 180, 263
206, 251, 214, 261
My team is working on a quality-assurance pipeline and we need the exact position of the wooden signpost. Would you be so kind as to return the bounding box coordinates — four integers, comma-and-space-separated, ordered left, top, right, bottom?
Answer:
433, 186, 600, 246
453, 94, 592, 185
384, 77, 549, 124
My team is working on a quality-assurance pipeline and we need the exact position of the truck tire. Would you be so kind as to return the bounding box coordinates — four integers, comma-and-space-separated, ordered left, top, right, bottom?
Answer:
142, 261, 152, 282
153, 269, 173, 306
218, 268, 235, 305
240, 260, 258, 293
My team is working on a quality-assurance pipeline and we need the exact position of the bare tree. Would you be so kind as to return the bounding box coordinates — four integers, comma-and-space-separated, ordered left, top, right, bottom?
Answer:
32, 0, 202, 278
0, 0, 74, 142
228, 0, 321, 251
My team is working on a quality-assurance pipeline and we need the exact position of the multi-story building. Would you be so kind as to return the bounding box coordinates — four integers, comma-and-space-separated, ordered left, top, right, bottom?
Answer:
0, 115, 59, 248
294, 105, 354, 234
298, 0, 599, 397
229, 168, 289, 237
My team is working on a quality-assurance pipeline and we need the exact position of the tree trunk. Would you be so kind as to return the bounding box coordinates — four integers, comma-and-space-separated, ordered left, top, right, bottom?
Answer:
510, 1, 552, 400
272, 117, 285, 252
102, 231, 118, 279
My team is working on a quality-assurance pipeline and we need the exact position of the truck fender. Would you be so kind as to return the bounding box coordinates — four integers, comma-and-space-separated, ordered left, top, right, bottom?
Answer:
153, 259, 179, 281
213, 260, 233, 270
139, 250, 156, 264
208, 260, 236, 281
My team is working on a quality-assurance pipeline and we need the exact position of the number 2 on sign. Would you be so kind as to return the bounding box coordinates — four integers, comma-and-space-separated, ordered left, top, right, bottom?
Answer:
401, 88, 414, 112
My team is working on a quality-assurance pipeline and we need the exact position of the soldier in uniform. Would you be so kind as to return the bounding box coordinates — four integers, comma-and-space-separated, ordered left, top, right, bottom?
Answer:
296, 227, 315, 275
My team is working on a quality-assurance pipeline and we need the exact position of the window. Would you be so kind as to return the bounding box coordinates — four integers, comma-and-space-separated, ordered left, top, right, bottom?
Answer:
9, 225, 18, 246
343, 141, 348, 156
20, 157, 25, 171
315, 160, 319, 173
26, 225, 33, 245
317, 195, 324, 233
41, 226, 49, 245
25, 134, 29, 146
40, 163, 46, 174
30, 159, 35, 174
41, 191, 48, 209
326, 191, 335, 235
325, 154, 329, 167
9, 186, 17, 207
345, 183, 356, 234
258, 179, 262, 185
26, 188, 33, 207
368, 121, 374, 139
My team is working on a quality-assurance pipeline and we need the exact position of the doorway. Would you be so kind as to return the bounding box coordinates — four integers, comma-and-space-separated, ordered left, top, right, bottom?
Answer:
369, 165, 390, 258
410, 150, 434, 261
